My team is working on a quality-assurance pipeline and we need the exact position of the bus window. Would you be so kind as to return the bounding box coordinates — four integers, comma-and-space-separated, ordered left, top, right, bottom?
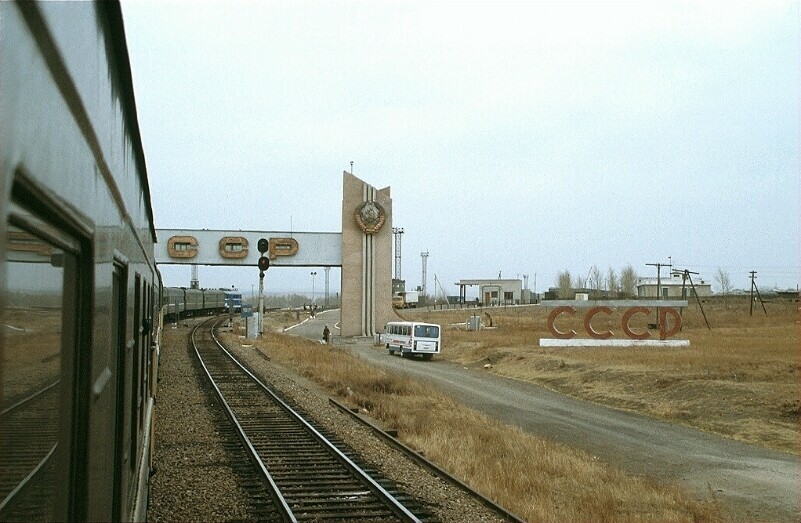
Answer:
414, 325, 440, 338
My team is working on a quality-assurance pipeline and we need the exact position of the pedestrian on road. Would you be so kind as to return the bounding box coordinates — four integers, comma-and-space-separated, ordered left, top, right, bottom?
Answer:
322, 325, 330, 344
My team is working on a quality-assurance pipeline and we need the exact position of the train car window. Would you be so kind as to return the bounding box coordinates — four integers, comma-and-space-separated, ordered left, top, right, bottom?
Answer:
111, 262, 127, 520
1, 218, 79, 521
139, 278, 148, 429
149, 283, 159, 398
130, 274, 141, 473
144, 283, 152, 403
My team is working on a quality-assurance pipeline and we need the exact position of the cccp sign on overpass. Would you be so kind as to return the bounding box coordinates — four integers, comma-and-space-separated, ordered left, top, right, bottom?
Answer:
155, 172, 399, 337
154, 229, 341, 267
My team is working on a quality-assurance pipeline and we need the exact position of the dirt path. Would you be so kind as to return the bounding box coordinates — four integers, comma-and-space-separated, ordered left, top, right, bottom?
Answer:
294, 312, 800, 521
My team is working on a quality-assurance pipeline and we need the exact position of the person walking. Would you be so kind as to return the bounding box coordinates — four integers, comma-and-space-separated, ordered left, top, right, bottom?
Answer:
322, 325, 330, 344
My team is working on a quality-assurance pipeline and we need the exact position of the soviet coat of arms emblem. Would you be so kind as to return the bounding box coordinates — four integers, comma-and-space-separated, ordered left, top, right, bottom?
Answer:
354, 201, 386, 234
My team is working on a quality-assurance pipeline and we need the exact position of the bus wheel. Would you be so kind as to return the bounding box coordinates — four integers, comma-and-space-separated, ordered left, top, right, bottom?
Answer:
387, 346, 394, 355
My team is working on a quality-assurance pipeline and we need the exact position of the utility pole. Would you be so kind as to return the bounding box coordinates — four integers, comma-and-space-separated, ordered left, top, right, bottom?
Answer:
324, 266, 330, 307
749, 271, 767, 316
672, 268, 711, 330
646, 262, 669, 327
420, 251, 429, 297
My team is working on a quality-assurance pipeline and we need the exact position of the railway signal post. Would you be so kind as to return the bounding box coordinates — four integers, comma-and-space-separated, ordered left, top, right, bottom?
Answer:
258, 238, 270, 336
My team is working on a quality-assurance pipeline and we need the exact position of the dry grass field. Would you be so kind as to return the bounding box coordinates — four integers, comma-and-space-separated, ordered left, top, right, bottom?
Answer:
220, 315, 725, 522
400, 297, 800, 455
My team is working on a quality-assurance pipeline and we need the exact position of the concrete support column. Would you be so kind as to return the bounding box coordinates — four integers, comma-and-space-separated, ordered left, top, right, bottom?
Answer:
340, 172, 396, 337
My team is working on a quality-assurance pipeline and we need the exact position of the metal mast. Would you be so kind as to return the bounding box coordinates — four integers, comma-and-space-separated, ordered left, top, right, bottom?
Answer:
392, 227, 404, 280
421, 251, 429, 296
190, 264, 199, 289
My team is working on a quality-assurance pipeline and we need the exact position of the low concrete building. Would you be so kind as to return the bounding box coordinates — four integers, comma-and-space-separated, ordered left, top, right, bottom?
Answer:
637, 274, 712, 299
456, 278, 523, 305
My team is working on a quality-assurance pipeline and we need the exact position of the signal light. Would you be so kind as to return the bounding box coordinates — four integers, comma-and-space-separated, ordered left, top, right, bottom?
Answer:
257, 238, 269, 254
258, 256, 270, 271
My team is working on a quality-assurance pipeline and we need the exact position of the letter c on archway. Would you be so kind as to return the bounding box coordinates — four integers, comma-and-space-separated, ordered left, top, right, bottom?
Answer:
547, 306, 576, 339
621, 306, 651, 340
584, 306, 614, 339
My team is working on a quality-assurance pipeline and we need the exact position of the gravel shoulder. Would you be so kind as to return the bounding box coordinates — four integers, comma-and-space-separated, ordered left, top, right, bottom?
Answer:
148, 324, 252, 521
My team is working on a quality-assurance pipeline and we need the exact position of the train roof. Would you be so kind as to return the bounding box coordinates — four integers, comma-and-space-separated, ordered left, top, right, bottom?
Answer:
104, 1, 157, 243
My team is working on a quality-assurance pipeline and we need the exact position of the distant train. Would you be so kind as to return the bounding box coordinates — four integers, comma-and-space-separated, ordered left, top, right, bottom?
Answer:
1, 2, 160, 521
163, 288, 242, 322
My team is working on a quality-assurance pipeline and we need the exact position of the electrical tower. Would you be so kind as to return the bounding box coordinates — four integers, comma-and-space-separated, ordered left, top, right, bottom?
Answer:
392, 227, 404, 280
421, 251, 429, 296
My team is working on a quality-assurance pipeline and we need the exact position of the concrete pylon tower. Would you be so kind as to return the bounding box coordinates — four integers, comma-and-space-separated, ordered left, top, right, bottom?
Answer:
341, 172, 397, 336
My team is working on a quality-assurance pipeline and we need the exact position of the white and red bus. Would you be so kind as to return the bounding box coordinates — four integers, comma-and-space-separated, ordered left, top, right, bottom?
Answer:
383, 321, 441, 360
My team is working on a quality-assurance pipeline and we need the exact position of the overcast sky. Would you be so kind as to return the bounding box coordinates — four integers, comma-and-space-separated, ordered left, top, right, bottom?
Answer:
121, 0, 799, 298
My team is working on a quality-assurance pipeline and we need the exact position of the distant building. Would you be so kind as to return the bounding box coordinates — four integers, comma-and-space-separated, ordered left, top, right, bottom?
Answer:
776, 289, 800, 300
636, 274, 712, 299
544, 287, 620, 300
456, 278, 523, 306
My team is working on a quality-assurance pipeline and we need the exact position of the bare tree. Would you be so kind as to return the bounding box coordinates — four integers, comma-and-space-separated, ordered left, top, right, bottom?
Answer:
607, 267, 619, 297
557, 270, 572, 299
715, 267, 733, 308
589, 265, 603, 298
620, 264, 638, 298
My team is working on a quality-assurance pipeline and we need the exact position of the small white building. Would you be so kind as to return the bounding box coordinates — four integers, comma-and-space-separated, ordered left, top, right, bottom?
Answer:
637, 274, 712, 299
456, 279, 523, 305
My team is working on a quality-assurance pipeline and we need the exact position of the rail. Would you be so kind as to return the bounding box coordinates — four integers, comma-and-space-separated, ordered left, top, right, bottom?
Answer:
191, 317, 423, 522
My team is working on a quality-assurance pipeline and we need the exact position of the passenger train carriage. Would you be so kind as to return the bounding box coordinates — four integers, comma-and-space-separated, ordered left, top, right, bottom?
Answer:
163, 287, 238, 322
1, 2, 160, 521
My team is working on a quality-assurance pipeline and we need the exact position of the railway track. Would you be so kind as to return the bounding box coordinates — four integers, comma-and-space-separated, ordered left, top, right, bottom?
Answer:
192, 318, 432, 522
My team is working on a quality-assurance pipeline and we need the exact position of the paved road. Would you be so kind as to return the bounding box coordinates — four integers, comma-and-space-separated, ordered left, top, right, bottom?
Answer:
289, 310, 799, 521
